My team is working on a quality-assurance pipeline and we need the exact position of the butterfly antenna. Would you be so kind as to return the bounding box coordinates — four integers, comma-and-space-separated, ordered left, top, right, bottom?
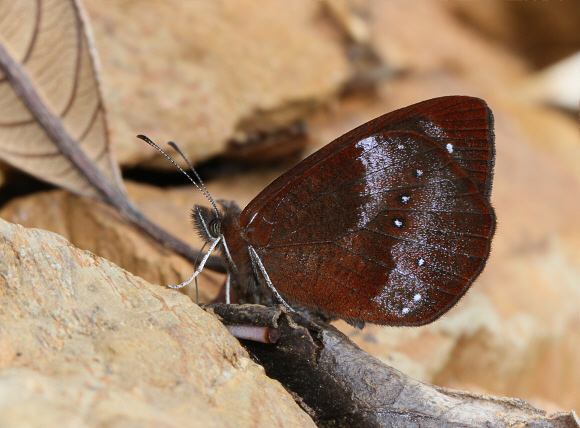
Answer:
137, 135, 220, 218
167, 141, 220, 218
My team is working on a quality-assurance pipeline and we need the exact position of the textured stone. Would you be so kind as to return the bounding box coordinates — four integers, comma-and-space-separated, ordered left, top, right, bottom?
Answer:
0, 218, 315, 427
83, 0, 350, 166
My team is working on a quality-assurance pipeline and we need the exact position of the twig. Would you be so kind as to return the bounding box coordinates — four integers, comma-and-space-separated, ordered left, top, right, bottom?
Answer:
206, 304, 580, 428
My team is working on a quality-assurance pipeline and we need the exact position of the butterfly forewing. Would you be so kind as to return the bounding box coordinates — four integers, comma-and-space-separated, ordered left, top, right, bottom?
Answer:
237, 96, 495, 325
240, 96, 494, 233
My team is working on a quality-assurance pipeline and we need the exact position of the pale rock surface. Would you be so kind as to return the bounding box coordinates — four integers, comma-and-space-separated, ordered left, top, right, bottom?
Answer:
446, 1, 580, 68
83, 0, 350, 167
0, 218, 315, 428
0, 184, 220, 297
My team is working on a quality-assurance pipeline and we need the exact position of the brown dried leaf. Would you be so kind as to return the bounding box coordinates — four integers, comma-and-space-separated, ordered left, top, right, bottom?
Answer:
0, 0, 123, 199
0, 1, 220, 272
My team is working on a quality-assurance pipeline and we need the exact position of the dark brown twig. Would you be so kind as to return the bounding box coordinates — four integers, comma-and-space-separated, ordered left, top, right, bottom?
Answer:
206, 304, 580, 428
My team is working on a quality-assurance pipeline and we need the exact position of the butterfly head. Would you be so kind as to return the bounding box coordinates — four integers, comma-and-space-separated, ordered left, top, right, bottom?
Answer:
192, 200, 241, 243
192, 204, 220, 243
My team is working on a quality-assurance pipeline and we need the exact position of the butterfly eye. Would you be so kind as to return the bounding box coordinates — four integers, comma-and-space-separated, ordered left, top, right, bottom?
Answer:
209, 219, 221, 238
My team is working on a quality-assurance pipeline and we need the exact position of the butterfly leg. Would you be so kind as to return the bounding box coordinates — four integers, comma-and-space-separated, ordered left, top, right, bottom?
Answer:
167, 236, 222, 289
220, 235, 238, 272
248, 246, 295, 312
225, 271, 231, 304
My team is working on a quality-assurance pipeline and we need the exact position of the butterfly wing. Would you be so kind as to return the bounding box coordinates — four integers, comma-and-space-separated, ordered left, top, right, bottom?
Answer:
239, 97, 495, 325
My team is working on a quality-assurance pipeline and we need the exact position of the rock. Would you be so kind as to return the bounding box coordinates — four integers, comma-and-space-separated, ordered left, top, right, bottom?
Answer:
518, 52, 580, 112
0, 218, 315, 427
0, 180, 272, 303
83, 0, 350, 166
447, 1, 580, 68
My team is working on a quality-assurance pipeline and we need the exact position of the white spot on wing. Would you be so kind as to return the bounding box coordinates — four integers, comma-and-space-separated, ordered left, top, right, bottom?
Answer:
401, 195, 410, 203
402, 307, 410, 314
394, 219, 403, 228
418, 258, 425, 266
416, 169, 423, 177
446, 143, 453, 154
413, 293, 422, 302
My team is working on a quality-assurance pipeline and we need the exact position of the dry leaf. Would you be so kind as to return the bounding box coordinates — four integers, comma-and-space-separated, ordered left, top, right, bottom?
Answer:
0, 0, 222, 271
0, 0, 123, 200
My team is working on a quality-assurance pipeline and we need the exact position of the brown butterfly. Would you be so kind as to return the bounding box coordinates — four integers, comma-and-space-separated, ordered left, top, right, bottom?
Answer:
140, 95, 496, 328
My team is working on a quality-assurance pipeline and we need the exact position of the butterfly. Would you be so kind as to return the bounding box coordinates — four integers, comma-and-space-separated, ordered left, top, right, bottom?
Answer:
139, 95, 496, 328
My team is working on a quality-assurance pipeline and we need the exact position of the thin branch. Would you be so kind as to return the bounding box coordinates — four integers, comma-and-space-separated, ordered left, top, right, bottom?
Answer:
206, 304, 580, 428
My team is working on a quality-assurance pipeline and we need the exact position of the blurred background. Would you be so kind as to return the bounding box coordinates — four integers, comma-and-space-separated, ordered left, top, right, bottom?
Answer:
1, 0, 579, 414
